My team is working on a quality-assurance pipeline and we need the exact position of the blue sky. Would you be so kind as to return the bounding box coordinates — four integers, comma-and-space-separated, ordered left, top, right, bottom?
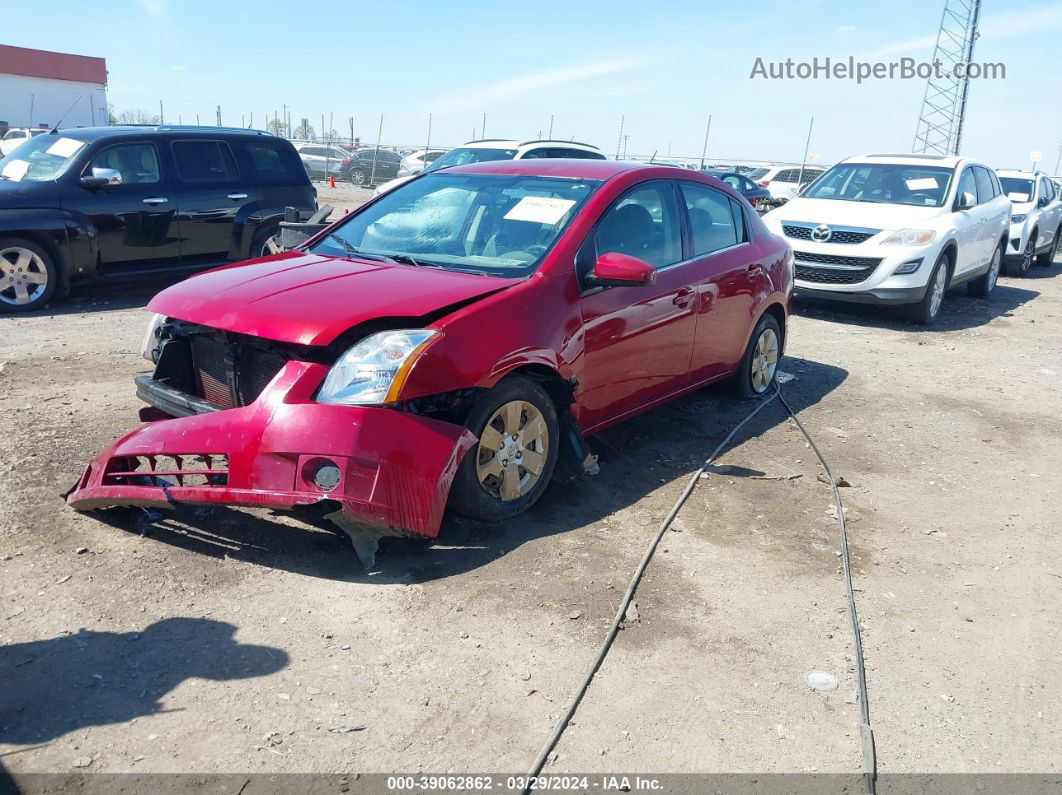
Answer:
8, 0, 1062, 169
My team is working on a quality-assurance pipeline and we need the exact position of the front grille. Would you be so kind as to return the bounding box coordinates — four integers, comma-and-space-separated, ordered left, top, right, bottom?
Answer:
103, 454, 229, 488
189, 334, 286, 409
794, 251, 883, 286
783, 225, 876, 244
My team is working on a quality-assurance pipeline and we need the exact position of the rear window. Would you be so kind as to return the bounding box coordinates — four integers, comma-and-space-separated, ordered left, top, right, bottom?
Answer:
244, 140, 302, 184
171, 140, 239, 183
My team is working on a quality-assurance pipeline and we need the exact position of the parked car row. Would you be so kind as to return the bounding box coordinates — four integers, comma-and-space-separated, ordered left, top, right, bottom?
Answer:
761, 154, 1062, 324
292, 142, 402, 186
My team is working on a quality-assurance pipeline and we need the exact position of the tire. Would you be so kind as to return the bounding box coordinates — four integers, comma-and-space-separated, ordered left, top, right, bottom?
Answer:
1035, 226, 1060, 267
250, 225, 280, 259
1007, 232, 1035, 276
905, 251, 949, 325
349, 169, 368, 187
449, 375, 560, 522
967, 240, 1002, 298
731, 313, 782, 399
0, 237, 59, 313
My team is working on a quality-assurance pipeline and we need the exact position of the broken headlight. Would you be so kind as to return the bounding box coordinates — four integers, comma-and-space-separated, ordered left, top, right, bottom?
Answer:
316, 329, 441, 406
140, 313, 166, 364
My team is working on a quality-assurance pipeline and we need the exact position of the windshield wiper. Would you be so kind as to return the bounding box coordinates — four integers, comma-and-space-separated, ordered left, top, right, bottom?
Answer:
385, 253, 437, 268
321, 234, 390, 261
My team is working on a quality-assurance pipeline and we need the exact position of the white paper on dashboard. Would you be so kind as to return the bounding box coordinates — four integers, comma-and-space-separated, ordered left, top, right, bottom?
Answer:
1007, 192, 1030, 202
504, 196, 576, 224
1, 160, 29, 180
905, 177, 938, 190
46, 137, 85, 157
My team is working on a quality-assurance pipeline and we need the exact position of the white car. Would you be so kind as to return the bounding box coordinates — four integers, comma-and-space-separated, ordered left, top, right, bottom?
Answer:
762, 153, 1011, 325
373, 138, 606, 196
996, 169, 1062, 275
748, 164, 828, 206
0, 127, 49, 157
398, 148, 448, 177
292, 142, 349, 179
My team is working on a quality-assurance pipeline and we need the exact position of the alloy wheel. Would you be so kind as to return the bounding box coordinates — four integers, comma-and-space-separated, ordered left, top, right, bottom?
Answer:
475, 400, 549, 501
0, 246, 49, 307
987, 246, 1001, 290
350, 170, 366, 186
929, 263, 947, 318
750, 327, 780, 394
1021, 238, 1034, 273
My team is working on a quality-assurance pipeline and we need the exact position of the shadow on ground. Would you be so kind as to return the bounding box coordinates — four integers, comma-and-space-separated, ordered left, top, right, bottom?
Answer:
0, 618, 287, 745
78, 355, 846, 584
794, 281, 1041, 332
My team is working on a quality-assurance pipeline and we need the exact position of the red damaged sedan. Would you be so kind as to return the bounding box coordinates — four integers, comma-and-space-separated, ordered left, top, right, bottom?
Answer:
67, 159, 793, 562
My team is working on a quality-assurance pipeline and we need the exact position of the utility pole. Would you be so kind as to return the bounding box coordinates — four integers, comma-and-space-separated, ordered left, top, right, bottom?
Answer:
1054, 138, 1062, 175
615, 115, 625, 160
425, 113, 432, 153
159, 100, 164, 124
796, 117, 814, 189
699, 115, 712, 169
622, 134, 630, 160
216, 105, 222, 126
548, 114, 554, 139
370, 113, 384, 186
350, 116, 355, 146
481, 113, 487, 139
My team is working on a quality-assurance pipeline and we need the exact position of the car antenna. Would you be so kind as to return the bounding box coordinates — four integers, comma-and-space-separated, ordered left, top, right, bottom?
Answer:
649, 150, 658, 164
49, 96, 83, 134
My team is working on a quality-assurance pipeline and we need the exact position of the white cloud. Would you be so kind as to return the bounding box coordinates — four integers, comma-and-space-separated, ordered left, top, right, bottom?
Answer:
133, 0, 167, 18
431, 58, 647, 112
866, 4, 1062, 58
836, 25, 857, 35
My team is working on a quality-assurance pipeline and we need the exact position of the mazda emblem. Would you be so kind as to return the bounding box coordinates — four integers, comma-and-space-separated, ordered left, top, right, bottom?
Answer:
810, 224, 832, 242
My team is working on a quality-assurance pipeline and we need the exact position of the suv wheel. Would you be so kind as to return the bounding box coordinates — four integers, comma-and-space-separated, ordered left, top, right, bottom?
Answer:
0, 237, 58, 313
906, 251, 949, 325
1010, 234, 1035, 276
349, 169, 368, 187
967, 241, 1002, 298
251, 225, 281, 258
449, 376, 559, 522
1036, 227, 1060, 267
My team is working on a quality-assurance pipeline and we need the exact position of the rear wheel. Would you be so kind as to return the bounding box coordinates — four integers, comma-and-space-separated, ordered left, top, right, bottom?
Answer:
732, 314, 782, 399
967, 241, 1001, 298
906, 251, 949, 325
449, 376, 559, 522
1035, 226, 1060, 267
250, 225, 281, 258
349, 169, 368, 187
0, 237, 58, 313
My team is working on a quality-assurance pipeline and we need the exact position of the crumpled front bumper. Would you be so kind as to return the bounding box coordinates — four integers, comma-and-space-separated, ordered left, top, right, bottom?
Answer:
66, 361, 477, 539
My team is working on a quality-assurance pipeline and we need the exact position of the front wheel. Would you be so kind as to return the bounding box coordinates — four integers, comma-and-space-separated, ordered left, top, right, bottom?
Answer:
0, 237, 58, 313
250, 226, 281, 258
1035, 227, 1060, 267
731, 313, 782, 399
349, 169, 368, 187
1008, 234, 1035, 276
449, 376, 559, 522
967, 241, 1001, 298
906, 251, 949, 325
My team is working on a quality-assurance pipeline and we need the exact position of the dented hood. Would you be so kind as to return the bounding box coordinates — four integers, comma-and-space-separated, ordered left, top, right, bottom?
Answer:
148, 251, 521, 346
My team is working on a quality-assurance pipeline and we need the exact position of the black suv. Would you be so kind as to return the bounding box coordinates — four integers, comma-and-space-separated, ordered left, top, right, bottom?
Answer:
342, 148, 401, 186
0, 125, 316, 312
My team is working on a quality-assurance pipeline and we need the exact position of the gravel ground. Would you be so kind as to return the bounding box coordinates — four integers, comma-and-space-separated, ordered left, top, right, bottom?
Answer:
1, 250, 1060, 785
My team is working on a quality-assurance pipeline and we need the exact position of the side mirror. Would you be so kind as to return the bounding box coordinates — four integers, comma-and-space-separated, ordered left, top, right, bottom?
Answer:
585, 252, 657, 288
1038, 195, 1049, 208
80, 167, 122, 189
957, 191, 976, 210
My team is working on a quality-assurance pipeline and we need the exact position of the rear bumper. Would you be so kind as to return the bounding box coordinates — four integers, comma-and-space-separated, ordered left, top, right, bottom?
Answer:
67, 361, 477, 539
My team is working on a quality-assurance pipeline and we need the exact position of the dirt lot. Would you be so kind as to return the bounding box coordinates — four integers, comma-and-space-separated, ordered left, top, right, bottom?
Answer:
1, 249, 1061, 785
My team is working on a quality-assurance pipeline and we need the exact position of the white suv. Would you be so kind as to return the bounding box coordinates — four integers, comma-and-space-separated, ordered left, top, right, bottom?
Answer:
373, 138, 605, 195
996, 169, 1062, 275
748, 164, 828, 206
0, 127, 49, 157
762, 154, 1011, 324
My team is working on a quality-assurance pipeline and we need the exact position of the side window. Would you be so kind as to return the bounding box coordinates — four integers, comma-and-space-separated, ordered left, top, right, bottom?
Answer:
680, 182, 738, 256
559, 148, 606, 160
776, 169, 796, 183
593, 182, 682, 269
519, 148, 551, 159
740, 176, 757, 192
956, 168, 977, 204
171, 140, 239, 183
244, 141, 300, 184
973, 167, 995, 204
730, 199, 749, 243
1039, 177, 1053, 202
87, 143, 161, 185
721, 175, 742, 190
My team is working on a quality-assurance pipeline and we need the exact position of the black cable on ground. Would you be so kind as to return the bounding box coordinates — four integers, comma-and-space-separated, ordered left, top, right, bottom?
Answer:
522, 386, 877, 795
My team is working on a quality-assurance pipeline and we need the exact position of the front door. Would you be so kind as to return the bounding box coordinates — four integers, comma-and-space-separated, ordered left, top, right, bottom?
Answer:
169, 138, 254, 263
952, 166, 982, 275
73, 139, 181, 270
576, 181, 697, 430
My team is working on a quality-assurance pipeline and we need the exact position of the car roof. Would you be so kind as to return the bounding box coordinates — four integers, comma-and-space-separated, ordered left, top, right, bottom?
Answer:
456, 138, 602, 152
438, 159, 690, 180
47, 125, 278, 142
844, 153, 965, 168
996, 169, 1040, 178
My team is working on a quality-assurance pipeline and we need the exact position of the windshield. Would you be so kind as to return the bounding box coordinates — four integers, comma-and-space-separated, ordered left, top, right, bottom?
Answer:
745, 168, 769, 180
802, 163, 954, 207
308, 172, 599, 277
999, 177, 1034, 202
424, 147, 518, 173
0, 135, 86, 182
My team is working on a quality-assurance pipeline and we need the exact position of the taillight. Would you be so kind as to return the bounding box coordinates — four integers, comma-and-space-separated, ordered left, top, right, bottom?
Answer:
749, 197, 758, 206
341, 158, 351, 165
758, 180, 770, 187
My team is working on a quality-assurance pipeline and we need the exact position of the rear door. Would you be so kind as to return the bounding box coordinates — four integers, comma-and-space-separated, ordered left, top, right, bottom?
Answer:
974, 166, 1007, 266
576, 180, 697, 429
677, 181, 759, 380
240, 138, 315, 218
169, 138, 254, 263
74, 137, 182, 270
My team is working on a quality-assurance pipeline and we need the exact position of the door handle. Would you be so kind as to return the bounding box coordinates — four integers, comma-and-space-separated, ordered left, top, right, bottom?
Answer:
142, 197, 168, 205
227, 193, 248, 200
672, 287, 695, 307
